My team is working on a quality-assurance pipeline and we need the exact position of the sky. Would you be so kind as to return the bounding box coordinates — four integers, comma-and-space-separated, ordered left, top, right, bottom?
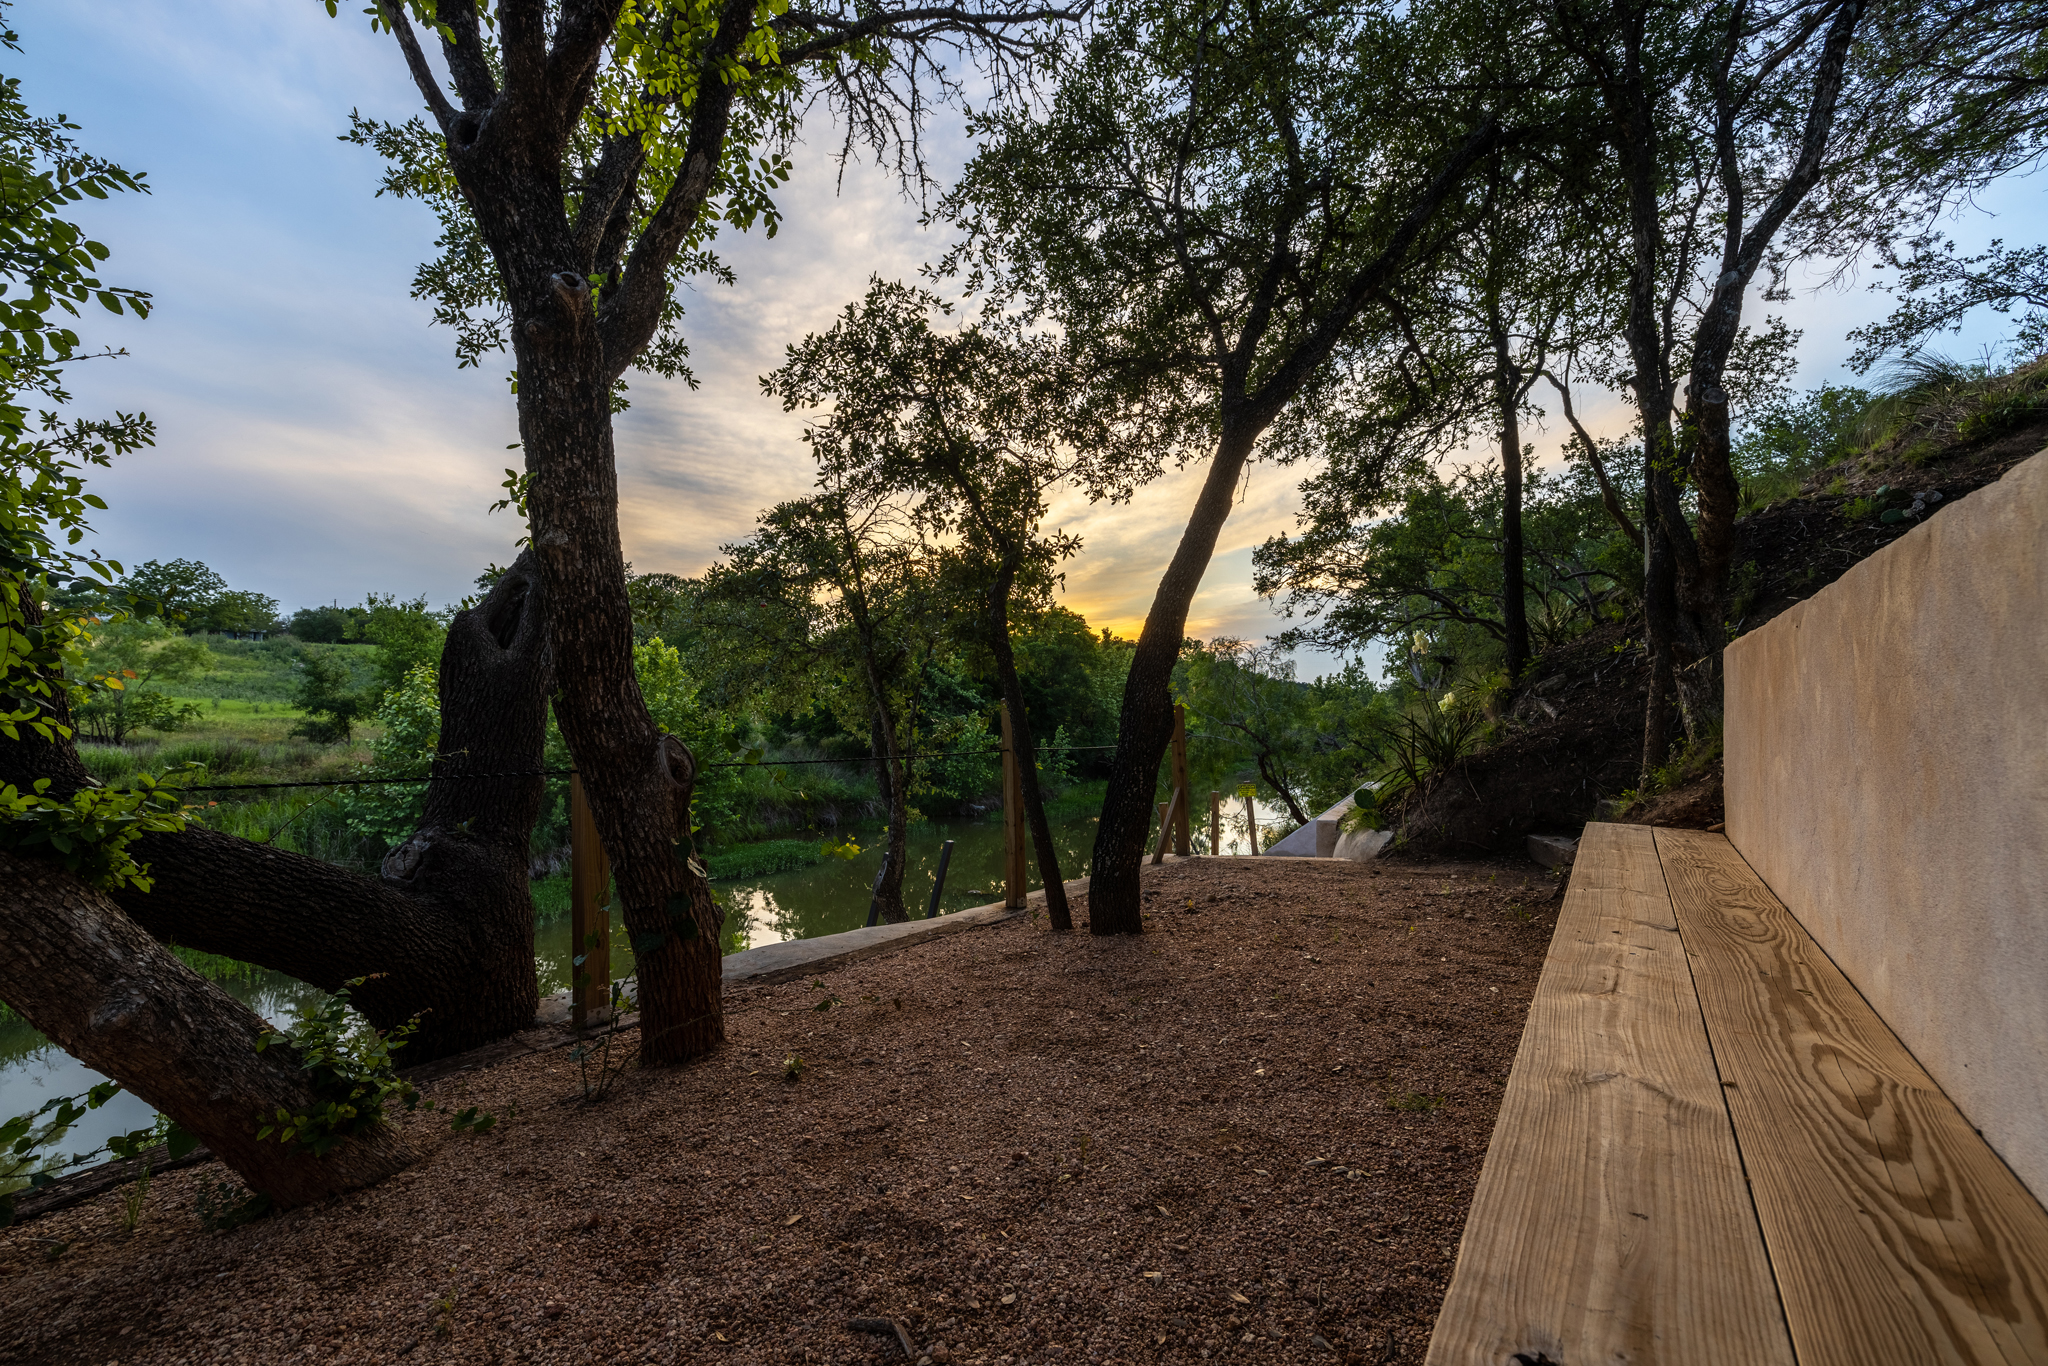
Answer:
12, 2, 2042, 678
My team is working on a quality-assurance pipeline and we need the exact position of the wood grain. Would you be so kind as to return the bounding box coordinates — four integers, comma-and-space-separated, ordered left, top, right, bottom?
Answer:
1658, 827, 2048, 1365
1427, 823, 1794, 1366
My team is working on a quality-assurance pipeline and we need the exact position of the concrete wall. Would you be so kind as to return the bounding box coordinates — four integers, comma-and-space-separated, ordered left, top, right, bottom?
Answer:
1725, 449, 2048, 1203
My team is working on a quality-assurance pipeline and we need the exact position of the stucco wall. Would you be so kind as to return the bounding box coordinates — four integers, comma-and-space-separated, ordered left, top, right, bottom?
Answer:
1725, 449, 2048, 1203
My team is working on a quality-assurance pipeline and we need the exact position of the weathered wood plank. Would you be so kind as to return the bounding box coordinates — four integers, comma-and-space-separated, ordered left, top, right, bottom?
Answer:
1427, 823, 1792, 1366
1658, 827, 2048, 1366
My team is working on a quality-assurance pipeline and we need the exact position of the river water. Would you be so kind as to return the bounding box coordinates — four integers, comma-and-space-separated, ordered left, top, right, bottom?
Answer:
2, 796, 1290, 1168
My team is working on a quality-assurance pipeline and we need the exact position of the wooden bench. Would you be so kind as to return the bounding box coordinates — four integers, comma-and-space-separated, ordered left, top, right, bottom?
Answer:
1427, 822, 2048, 1365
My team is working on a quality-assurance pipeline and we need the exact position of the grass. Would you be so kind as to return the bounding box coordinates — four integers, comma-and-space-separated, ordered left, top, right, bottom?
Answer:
177, 637, 378, 705
1612, 727, 1725, 818
703, 838, 833, 881
531, 874, 574, 923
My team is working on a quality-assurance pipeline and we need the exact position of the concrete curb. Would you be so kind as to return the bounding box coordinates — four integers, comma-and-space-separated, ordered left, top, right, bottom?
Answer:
720, 901, 1024, 987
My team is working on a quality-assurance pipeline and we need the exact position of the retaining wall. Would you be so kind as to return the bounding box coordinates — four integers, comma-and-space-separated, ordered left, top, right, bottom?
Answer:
1725, 449, 2047, 1203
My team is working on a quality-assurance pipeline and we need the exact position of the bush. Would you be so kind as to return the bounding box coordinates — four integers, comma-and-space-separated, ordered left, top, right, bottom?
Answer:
335, 662, 438, 849
290, 649, 374, 743
287, 604, 367, 644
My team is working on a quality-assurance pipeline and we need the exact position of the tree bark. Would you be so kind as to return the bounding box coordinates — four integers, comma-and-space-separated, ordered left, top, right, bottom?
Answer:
1492, 341, 1530, 687
0, 850, 416, 1206
986, 558, 1072, 932
866, 715, 912, 924
99, 555, 556, 1062
1087, 421, 1259, 934
511, 307, 724, 1064
1257, 751, 1311, 827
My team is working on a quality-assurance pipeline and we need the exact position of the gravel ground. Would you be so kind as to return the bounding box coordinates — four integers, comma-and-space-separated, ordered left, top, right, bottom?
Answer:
0, 855, 1560, 1366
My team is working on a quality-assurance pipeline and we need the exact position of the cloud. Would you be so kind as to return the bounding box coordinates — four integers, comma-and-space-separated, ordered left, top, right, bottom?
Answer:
16, 3, 2041, 670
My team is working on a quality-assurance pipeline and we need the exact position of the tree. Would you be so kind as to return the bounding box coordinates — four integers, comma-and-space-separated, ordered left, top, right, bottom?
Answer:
337, 0, 1076, 1061
290, 648, 373, 743
762, 279, 1130, 930
937, 0, 1520, 932
197, 588, 281, 635
0, 14, 413, 1205
1849, 237, 2048, 371
1257, 461, 1633, 672
1263, 154, 1627, 690
358, 592, 450, 697
73, 618, 212, 744
287, 603, 369, 643
696, 486, 945, 922
1543, 0, 2048, 771
1178, 640, 1317, 826
0, 51, 569, 1075
120, 558, 227, 625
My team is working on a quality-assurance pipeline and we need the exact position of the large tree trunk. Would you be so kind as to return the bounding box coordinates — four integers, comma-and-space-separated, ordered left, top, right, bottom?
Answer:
1607, 63, 1702, 778
1088, 420, 1260, 934
987, 561, 1072, 932
512, 312, 724, 1065
101, 556, 556, 1062
0, 850, 417, 1205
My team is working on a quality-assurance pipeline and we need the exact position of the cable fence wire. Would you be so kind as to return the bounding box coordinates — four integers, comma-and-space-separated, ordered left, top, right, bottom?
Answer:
96, 743, 1123, 794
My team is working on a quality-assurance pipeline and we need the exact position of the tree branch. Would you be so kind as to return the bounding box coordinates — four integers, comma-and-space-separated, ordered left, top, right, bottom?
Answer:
498, 0, 552, 108
1542, 369, 1644, 550
596, 0, 758, 380
574, 135, 650, 273
435, 0, 500, 110
377, 0, 459, 133
1249, 117, 1506, 425
546, 0, 626, 133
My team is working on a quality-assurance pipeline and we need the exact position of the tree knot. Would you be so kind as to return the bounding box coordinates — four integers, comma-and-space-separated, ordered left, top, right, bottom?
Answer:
551, 271, 592, 315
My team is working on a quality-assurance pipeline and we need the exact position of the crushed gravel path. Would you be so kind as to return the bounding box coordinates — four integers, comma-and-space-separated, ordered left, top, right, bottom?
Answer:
0, 855, 1561, 1366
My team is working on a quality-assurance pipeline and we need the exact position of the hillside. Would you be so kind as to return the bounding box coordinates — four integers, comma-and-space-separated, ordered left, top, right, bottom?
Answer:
1381, 364, 2048, 857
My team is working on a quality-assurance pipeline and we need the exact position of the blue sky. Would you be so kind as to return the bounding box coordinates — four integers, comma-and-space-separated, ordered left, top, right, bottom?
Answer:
13, 2, 2042, 676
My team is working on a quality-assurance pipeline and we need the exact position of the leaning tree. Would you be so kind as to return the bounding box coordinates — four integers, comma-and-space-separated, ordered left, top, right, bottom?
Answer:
0, 33, 426, 1202
936, 0, 1534, 932
327, 0, 1077, 1060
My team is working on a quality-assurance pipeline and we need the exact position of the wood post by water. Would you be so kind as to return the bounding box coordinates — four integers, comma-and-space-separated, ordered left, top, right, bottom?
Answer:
1244, 792, 1261, 855
568, 774, 611, 1029
1000, 703, 1027, 909
1151, 785, 1183, 866
1170, 703, 1191, 856
926, 838, 955, 919
1210, 791, 1221, 856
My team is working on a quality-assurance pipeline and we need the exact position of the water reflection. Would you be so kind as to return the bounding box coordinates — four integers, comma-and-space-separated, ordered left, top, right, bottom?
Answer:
717, 809, 1098, 948
3, 796, 1286, 1167
0, 974, 333, 1175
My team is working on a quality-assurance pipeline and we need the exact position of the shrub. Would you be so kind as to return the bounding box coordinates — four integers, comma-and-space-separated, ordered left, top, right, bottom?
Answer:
335, 662, 438, 849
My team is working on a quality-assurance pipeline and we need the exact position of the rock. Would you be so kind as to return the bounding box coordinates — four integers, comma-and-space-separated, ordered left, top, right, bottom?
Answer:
1527, 834, 1578, 869
1267, 793, 1389, 859
1332, 828, 1391, 861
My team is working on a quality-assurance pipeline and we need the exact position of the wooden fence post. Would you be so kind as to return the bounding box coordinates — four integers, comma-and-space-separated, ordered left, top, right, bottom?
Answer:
1210, 790, 1221, 856
1000, 703, 1027, 909
1151, 785, 1184, 865
568, 773, 612, 1030
1244, 792, 1261, 856
1170, 703, 1191, 856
